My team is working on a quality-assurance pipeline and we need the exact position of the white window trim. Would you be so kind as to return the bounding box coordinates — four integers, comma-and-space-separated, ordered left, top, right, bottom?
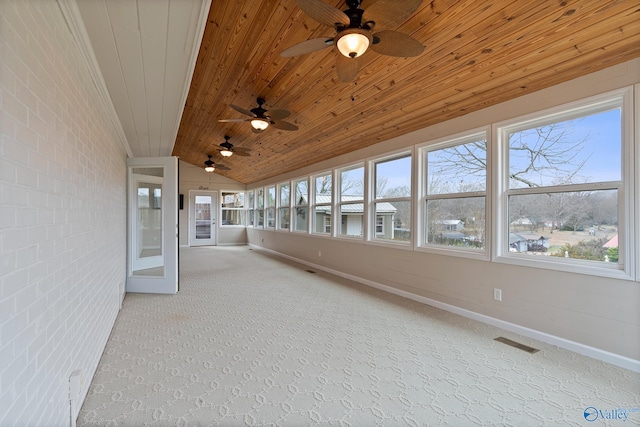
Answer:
292, 177, 310, 234
276, 181, 291, 232
219, 190, 246, 228
336, 163, 366, 241
415, 128, 491, 261
367, 149, 413, 247
246, 190, 255, 228
493, 87, 634, 281
311, 171, 333, 236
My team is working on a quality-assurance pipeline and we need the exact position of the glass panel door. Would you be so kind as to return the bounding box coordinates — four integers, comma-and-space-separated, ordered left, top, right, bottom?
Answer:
190, 191, 217, 246
126, 157, 178, 294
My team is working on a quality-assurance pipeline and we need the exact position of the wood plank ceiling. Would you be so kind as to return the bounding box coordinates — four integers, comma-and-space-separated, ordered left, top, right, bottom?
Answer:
173, 0, 640, 185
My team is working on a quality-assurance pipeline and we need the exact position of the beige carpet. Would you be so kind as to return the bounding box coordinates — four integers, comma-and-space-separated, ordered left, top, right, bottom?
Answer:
78, 246, 640, 426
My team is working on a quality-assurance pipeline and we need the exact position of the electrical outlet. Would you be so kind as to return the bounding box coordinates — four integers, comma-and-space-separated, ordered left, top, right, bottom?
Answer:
493, 288, 502, 302
69, 370, 82, 400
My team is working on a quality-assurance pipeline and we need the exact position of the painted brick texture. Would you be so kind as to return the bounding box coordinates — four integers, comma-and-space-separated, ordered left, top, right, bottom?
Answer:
0, 1, 127, 425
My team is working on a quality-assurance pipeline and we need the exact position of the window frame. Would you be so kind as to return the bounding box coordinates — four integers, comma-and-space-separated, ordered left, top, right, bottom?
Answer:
311, 171, 333, 236
493, 87, 634, 280
246, 190, 255, 227
265, 185, 276, 229
219, 190, 245, 227
416, 128, 490, 260
277, 181, 291, 231
292, 177, 309, 233
368, 150, 413, 248
256, 187, 265, 228
336, 163, 366, 240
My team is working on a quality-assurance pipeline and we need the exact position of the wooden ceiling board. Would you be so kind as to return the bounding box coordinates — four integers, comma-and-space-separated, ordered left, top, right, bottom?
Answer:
173, 0, 640, 184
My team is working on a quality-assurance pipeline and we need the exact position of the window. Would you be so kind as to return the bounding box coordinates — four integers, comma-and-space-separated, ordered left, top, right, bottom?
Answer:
220, 191, 245, 226
278, 182, 290, 230
256, 188, 264, 227
371, 154, 412, 242
246, 190, 255, 227
293, 178, 309, 232
337, 164, 365, 238
375, 216, 384, 234
312, 173, 332, 234
421, 132, 487, 252
266, 186, 276, 228
497, 90, 629, 276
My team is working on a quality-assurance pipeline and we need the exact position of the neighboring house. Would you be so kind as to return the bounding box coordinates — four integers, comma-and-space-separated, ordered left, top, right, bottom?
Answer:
509, 233, 549, 252
511, 217, 534, 230
310, 195, 397, 238
436, 219, 465, 231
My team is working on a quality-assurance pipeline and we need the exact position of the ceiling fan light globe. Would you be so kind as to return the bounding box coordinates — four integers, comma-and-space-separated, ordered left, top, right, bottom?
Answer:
204, 165, 215, 172
220, 149, 233, 157
336, 29, 370, 58
250, 119, 269, 131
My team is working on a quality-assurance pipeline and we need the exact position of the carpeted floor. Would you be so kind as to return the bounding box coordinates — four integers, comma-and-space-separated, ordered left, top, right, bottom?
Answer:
78, 246, 640, 426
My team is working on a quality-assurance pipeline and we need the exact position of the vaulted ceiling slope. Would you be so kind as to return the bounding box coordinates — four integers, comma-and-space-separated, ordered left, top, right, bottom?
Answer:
79, 1, 640, 185
76, 0, 210, 158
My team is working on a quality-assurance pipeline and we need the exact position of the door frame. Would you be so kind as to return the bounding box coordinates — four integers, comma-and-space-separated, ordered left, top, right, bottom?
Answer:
126, 157, 179, 294
189, 190, 218, 246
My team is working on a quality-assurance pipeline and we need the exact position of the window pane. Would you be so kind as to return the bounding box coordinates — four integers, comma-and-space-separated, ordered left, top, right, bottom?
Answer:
341, 166, 364, 201
279, 207, 290, 229
315, 174, 332, 199
280, 183, 290, 206
508, 108, 621, 189
247, 209, 254, 227
257, 209, 264, 227
266, 208, 275, 228
295, 179, 308, 205
425, 197, 485, 249
375, 155, 411, 198
221, 209, 244, 226
339, 205, 363, 237
508, 190, 618, 263
267, 186, 276, 208
222, 192, 244, 208
374, 201, 410, 242
314, 206, 330, 234
427, 139, 486, 194
257, 189, 264, 209
294, 206, 308, 232
248, 191, 254, 208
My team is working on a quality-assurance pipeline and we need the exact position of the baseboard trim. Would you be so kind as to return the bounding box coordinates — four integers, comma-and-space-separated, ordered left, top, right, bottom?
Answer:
250, 244, 640, 373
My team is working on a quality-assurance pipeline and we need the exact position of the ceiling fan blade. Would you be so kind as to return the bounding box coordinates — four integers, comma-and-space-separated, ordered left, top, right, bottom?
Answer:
336, 54, 362, 82
297, 0, 350, 28
281, 38, 334, 57
371, 30, 424, 57
216, 165, 231, 171
218, 118, 248, 123
230, 104, 255, 117
362, 0, 423, 29
271, 120, 299, 131
267, 109, 291, 120
233, 150, 251, 157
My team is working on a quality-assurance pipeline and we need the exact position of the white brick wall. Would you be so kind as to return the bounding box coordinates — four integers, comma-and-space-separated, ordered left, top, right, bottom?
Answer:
1, 1, 127, 425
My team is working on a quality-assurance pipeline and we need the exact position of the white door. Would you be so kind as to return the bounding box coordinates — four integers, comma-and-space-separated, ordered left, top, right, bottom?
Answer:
189, 191, 217, 246
126, 157, 179, 294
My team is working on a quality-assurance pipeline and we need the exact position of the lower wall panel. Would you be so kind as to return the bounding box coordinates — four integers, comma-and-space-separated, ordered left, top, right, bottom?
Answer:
247, 229, 640, 371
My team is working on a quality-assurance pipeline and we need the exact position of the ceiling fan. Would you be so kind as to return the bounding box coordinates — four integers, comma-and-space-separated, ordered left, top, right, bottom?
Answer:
203, 155, 231, 173
217, 135, 251, 157
218, 98, 298, 133
281, 0, 425, 82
